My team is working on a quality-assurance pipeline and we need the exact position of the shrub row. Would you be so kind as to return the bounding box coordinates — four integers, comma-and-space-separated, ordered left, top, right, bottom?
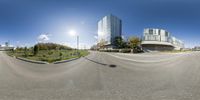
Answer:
99, 49, 119, 52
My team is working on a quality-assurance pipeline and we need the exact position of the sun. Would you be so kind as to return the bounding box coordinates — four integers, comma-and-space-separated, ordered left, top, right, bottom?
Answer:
69, 30, 76, 36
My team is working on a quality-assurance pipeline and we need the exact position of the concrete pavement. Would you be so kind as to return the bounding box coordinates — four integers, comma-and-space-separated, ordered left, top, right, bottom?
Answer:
0, 51, 200, 100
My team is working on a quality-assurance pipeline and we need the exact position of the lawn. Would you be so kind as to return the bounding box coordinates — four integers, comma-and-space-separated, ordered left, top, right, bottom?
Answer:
7, 50, 89, 63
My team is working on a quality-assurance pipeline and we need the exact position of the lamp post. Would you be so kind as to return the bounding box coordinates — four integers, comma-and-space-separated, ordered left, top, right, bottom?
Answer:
69, 30, 79, 55
76, 35, 79, 55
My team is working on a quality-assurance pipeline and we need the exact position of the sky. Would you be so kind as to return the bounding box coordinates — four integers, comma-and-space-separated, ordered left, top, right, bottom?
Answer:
0, 0, 200, 48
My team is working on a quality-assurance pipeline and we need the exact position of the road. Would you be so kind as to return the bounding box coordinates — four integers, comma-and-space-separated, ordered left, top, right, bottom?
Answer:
0, 51, 200, 100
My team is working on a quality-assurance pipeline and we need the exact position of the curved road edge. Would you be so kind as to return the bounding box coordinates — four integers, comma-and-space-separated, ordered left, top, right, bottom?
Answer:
16, 57, 49, 64
53, 57, 80, 64
4, 51, 91, 65
104, 52, 189, 63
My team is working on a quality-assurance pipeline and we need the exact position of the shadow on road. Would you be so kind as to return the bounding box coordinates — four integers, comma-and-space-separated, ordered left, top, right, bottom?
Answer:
109, 64, 117, 68
84, 57, 117, 68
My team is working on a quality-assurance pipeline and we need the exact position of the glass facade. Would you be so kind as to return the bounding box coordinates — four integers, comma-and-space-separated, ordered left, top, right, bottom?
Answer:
142, 28, 184, 50
143, 28, 171, 42
98, 15, 122, 45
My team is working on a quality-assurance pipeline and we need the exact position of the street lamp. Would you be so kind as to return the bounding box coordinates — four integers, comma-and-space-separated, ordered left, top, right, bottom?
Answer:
69, 30, 79, 55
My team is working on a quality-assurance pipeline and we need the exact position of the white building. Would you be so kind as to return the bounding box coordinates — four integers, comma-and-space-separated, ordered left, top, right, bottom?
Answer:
141, 28, 184, 51
170, 36, 184, 50
0, 42, 14, 51
193, 46, 200, 51
98, 14, 122, 48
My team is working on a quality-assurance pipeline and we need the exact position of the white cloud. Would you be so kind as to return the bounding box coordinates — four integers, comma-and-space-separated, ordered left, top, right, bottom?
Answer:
37, 34, 51, 42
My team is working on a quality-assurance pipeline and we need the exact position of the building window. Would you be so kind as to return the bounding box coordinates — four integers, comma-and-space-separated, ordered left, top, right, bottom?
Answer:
149, 29, 153, 35
165, 32, 168, 36
158, 30, 161, 35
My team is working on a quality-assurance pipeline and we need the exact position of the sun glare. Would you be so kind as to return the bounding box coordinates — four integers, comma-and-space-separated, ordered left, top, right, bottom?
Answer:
69, 30, 76, 36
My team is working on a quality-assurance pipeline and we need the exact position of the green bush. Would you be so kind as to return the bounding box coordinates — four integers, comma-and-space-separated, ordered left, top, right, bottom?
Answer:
48, 51, 53, 55
7, 49, 89, 63
120, 49, 131, 53
110, 49, 119, 52
43, 55, 46, 57
132, 46, 143, 53
99, 49, 119, 52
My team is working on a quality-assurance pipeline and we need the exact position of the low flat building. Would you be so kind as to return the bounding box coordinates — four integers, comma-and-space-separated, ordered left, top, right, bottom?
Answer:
141, 28, 184, 51
193, 46, 200, 51
0, 47, 14, 51
0, 44, 14, 51
171, 36, 184, 50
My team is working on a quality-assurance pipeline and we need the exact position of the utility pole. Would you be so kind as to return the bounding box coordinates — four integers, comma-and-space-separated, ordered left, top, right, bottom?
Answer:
77, 36, 79, 55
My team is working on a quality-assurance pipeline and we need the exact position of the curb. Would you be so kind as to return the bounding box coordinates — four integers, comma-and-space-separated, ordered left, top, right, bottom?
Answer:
53, 57, 80, 64
16, 57, 49, 64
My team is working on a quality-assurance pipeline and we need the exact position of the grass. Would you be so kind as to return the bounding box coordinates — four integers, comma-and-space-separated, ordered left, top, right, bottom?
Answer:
7, 50, 89, 63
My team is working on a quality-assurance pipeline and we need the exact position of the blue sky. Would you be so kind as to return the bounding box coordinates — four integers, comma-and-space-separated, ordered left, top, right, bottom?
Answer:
0, 0, 200, 48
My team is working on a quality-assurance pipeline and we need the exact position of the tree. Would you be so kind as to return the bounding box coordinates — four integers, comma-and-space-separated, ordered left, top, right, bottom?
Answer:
90, 45, 97, 50
24, 47, 28, 57
35, 43, 71, 50
113, 36, 126, 49
97, 39, 107, 49
128, 36, 141, 49
33, 45, 39, 55
59, 52, 63, 59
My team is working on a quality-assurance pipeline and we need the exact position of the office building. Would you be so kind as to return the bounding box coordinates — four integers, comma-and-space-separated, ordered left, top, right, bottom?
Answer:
98, 14, 122, 48
141, 28, 184, 51
193, 46, 200, 51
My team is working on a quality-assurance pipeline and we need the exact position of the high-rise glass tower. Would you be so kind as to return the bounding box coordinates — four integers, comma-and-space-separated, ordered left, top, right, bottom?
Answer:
98, 15, 122, 47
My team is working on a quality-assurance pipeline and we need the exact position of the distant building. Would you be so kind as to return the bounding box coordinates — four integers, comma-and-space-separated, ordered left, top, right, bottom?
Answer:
182, 48, 192, 51
141, 28, 184, 51
5, 42, 9, 47
193, 46, 200, 51
0, 47, 14, 51
98, 14, 122, 48
0, 42, 14, 51
171, 36, 184, 50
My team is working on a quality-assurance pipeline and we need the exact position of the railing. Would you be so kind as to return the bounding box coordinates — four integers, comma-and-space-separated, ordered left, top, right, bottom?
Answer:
143, 35, 161, 41
143, 35, 170, 42
142, 35, 184, 48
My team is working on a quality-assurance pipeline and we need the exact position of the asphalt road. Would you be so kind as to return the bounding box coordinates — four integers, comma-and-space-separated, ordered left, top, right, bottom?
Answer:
0, 51, 200, 100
